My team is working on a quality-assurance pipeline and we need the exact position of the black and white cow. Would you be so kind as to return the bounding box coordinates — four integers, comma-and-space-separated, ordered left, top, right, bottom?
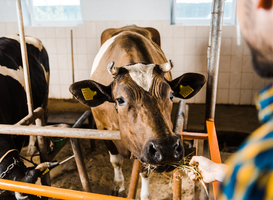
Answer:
0, 34, 50, 200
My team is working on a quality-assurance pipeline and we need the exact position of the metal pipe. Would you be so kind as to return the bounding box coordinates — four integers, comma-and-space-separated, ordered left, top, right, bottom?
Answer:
72, 110, 91, 128
0, 125, 121, 140
36, 117, 51, 186
16, 0, 34, 115
173, 100, 186, 135
173, 170, 182, 200
127, 159, 141, 199
16, 107, 44, 126
69, 109, 92, 192
70, 138, 92, 192
71, 29, 75, 84
173, 100, 185, 200
0, 179, 130, 200
205, 0, 225, 120
180, 132, 208, 140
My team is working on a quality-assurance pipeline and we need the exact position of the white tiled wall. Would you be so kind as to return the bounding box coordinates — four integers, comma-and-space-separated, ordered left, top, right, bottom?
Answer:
0, 20, 271, 105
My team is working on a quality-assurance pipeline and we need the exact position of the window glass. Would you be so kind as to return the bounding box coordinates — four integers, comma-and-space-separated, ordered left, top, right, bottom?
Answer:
172, 0, 236, 26
24, 0, 83, 26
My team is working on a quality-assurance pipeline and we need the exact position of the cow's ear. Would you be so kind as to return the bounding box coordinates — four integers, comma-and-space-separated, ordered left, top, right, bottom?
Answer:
169, 73, 206, 99
69, 80, 113, 107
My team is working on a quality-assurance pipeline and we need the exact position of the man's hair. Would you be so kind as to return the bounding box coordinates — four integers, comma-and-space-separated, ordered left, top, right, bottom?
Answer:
248, 41, 273, 78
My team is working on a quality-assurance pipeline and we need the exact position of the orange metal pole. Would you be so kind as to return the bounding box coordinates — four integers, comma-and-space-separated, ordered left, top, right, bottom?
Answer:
206, 120, 221, 200
0, 179, 129, 200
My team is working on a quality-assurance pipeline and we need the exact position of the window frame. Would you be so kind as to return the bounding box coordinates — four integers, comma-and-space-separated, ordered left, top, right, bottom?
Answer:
170, 0, 237, 26
25, 0, 83, 27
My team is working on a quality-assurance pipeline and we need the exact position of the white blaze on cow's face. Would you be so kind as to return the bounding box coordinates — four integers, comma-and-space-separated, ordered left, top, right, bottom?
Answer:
123, 63, 155, 91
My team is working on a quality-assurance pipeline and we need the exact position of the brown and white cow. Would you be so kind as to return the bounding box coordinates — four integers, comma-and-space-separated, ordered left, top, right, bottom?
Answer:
69, 25, 205, 199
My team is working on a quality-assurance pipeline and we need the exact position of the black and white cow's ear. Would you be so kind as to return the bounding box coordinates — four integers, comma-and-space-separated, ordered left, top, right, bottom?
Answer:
169, 73, 206, 99
69, 80, 114, 107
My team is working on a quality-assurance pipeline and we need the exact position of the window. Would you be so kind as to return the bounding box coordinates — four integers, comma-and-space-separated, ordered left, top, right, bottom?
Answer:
171, 0, 237, 26
23, 0, 83, 26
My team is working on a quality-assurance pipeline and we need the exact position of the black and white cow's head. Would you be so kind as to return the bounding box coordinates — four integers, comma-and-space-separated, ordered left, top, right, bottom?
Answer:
70, 61, 205, 172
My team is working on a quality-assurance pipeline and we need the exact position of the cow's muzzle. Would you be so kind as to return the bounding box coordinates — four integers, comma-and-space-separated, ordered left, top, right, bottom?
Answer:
140, 136, 184, 166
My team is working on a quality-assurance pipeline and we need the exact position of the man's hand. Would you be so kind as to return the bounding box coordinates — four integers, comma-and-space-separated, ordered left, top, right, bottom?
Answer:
186, 156, 227, 183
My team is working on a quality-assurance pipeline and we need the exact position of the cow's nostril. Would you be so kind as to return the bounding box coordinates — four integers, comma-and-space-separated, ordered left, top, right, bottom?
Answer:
148, 143, 162, 162
173, 140, 183, 159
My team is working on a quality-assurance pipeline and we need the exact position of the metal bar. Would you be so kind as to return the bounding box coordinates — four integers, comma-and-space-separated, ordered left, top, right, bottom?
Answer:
16, 0, 34, 115
180, 132, 208, 140
70, 138, 92, 192
0, 179, 130, 200
0, 125, 121, 140
72, 110, 91, 128
127, 159, 141, 199
205, 0, 225, 120
69, 110, 92, 192
173, 100, 186, 200
173, 170, 182, 200
173, 100, 186, 135
16, 107, 44, 126
203, 1, 225, 199
36, 117, 51, 186
71, 29, 75, 84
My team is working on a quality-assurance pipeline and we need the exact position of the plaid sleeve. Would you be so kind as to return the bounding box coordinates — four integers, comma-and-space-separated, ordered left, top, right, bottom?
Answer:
217, 122, 273, 200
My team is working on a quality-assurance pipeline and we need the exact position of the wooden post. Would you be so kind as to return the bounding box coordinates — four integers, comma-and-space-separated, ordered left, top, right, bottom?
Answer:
127, 159, 141, 199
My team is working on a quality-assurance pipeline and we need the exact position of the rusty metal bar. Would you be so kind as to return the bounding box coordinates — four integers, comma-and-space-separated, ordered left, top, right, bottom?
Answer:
127, 159, 141, 199
16, 0, 34, 115
180, 132, 208, 140
173, 169, 182, 200
71, 29, 75, 84
36, 117, 51, 186
70, 138, 91, 192
72, 110, 91, 129
70, 110, 92, 192
16, 107, 44, 126
0, 179, 130, 200
203, 1, 225, 199
0, 125, 121, 140
205, 0, 225, 120
173, 100, 186, 135
173, 100, 186, 200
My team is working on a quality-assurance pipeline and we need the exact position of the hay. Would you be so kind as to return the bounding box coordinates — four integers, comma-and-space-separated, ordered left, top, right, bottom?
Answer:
143, 152, 209, 197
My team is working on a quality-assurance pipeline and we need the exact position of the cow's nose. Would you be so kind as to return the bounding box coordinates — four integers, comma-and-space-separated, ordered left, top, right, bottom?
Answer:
147, 142, 163, 163
142, 136, 184, 165
173, 138, 183, 159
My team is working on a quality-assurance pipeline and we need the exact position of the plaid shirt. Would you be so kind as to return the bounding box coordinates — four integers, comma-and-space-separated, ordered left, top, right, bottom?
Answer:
218, 83, 273, 200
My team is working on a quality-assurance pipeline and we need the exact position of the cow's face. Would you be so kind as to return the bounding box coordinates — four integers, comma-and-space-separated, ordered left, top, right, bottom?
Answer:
69, 61, 206, 172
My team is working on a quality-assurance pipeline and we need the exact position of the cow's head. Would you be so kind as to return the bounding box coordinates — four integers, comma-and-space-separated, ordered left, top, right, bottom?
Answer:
69, 61, 205, 172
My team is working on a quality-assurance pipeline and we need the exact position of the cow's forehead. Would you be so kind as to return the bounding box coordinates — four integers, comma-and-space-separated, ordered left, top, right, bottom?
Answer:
123, 63, 156, 91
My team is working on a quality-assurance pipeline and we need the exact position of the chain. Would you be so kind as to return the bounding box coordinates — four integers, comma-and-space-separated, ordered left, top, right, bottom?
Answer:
0, 157, 20, 179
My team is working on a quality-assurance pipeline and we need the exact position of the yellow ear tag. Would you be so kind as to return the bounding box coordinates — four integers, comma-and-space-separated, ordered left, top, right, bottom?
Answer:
81, 88, 97, 101
179, 85, 194, 98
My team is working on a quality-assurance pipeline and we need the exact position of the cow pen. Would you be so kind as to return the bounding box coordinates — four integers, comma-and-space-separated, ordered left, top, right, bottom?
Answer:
0, 0, 225, 199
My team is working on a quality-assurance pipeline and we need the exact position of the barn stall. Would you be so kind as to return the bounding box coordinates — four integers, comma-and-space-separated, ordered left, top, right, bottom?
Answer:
0, 0, 267, 199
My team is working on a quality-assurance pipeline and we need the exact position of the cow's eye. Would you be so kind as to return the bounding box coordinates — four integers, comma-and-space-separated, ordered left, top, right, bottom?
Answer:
170, 92, 174, 101
116, 97, 126, 106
